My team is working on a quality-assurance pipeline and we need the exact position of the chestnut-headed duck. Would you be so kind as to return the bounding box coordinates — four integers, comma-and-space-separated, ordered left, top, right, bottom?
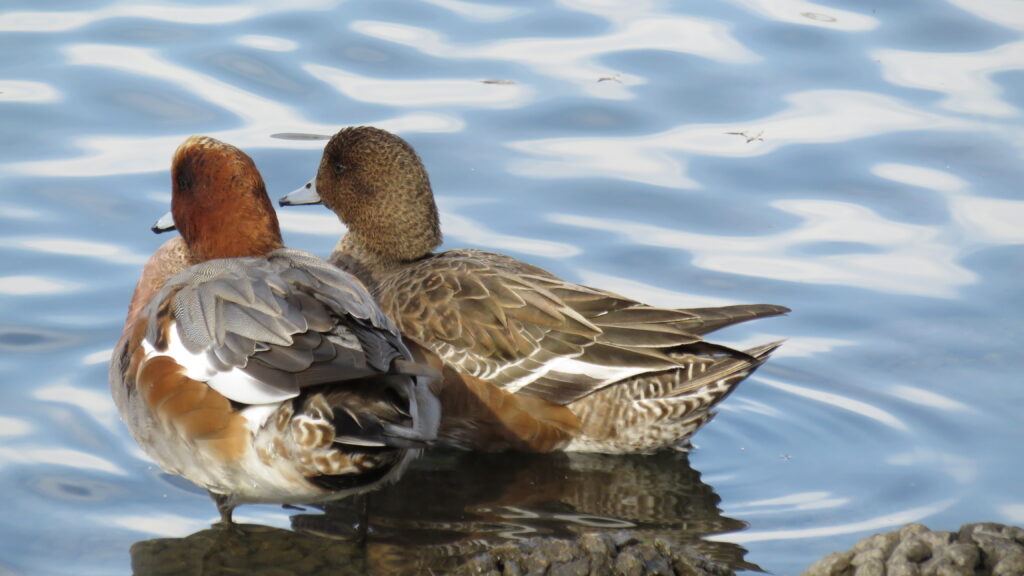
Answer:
110, 135, 440, 522
280, 126, 788, 454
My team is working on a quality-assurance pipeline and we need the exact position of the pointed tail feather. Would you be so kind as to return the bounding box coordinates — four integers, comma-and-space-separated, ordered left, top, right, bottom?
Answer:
664, 339, 784, 399
680, 304, 790, 336
741, 339, 786, 362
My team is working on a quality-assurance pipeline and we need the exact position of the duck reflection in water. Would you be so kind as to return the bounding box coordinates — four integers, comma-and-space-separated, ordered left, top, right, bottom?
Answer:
129, 451, 758, 575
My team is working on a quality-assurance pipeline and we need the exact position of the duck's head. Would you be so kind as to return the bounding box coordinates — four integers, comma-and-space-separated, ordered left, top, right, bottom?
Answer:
154, 136, 283, 262
280, 126, 442, 263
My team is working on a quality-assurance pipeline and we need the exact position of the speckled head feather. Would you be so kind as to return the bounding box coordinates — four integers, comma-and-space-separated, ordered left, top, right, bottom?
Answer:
171, 135, 283, 262
316, 127, 442, 263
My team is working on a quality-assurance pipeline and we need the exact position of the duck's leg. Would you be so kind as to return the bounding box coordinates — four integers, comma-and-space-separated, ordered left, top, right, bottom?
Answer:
201, 494, 243, 572
356, 493, 368, 544
209, 491, 235, 525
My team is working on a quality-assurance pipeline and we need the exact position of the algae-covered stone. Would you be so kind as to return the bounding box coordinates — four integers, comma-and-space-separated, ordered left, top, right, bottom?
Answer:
801, 522, 1024, 576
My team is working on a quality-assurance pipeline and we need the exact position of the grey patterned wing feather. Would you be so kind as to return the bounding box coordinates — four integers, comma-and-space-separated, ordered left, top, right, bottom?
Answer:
145, 250, 410, 403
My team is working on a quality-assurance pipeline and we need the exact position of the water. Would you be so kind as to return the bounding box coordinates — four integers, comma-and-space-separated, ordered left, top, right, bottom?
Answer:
2, 1, 1022, 574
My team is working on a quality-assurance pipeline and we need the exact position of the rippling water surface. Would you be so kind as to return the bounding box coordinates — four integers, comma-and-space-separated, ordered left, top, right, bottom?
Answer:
2, 1, 1023, 574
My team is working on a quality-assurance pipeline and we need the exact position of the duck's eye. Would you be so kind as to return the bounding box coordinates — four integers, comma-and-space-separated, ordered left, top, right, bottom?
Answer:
333, 162, 345, 175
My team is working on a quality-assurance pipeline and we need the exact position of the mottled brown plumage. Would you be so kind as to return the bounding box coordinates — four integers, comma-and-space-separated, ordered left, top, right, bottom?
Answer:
111, 135, 440, 522
280, 126, 787, 453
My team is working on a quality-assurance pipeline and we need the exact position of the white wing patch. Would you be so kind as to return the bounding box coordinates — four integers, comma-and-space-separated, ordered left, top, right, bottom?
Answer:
503, 355, 650, 395
240, 405, 279, 434
142, 321, 300, 406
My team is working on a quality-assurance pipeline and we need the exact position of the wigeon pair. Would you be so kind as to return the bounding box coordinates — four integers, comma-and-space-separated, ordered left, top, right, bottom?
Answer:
112, 129, 787, 521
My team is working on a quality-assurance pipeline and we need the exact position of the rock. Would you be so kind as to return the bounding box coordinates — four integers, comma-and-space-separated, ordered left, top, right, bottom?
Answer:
803, 551, 853, 575
452, 532, 736, 576
802, 522, 1024, 576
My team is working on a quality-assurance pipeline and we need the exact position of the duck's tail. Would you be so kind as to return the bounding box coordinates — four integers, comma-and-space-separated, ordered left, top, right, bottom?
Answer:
678, 304, 791, 336
565, 340, 784, 453
256, 357, 440, 497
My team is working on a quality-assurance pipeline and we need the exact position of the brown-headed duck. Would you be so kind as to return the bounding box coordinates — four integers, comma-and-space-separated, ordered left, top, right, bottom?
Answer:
110, 135, 440, 522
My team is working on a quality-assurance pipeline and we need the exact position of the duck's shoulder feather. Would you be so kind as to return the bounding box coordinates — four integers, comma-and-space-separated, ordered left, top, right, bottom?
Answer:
142, 248, 408, 406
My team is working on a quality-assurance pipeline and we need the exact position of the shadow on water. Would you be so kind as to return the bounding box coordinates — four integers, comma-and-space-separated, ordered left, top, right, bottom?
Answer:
129, 451, 757, 575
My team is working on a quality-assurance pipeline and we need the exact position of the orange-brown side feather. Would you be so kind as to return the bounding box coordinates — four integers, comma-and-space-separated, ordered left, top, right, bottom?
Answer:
406, 341, 579, 452
133, 347, 249, 463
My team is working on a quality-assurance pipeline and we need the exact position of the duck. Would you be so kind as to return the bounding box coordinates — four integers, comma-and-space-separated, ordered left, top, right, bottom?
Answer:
109, 135, 440, 523
279, 126, 788, 453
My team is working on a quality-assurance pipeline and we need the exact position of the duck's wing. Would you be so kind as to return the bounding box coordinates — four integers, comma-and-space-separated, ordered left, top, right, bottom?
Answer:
135, 250, 438, 450
456, 251, 789, 339
139, 252, 407, 405
376, 250, 745, 405
528, 274, 789, 338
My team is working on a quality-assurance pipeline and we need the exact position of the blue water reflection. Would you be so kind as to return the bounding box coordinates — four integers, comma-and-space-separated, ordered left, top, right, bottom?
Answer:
1, 0, 1022, 574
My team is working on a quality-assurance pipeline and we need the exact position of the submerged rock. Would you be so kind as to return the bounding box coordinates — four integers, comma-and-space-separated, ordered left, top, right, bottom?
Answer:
130, 523, 367, 576
802, 522, 1024, 576
451, 532, 737, 576
130, 526, 746, 575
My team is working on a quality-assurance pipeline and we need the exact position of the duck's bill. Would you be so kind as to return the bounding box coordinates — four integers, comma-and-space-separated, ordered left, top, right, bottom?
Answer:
151, 211, 176, 233
279, 180, 323, 206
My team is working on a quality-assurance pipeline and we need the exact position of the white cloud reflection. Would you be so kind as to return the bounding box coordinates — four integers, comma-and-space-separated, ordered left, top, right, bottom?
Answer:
236, 35, 299, 52
36, 380, 122, 434
0, 80, 60, 103
874, 162, 1024, 247
0, 6, 252, 32
944, 0, 1024, 32
422, 0, 523, 21
0, 275, 80, 295
439, 198, 580, 258
729, 491, 850, 515
0, 447, 125, 475
720, 335, 855, 359
10, 43, 462, 177
890, 385, 973, 414
0, 417, 32, 437
872, 163, 967, 194
6, 237, 148, 265
277, 211, 345, 236
83, 349, 113, 365
0, 1, 338, 32
715, 499, 955, 543
352, 13, 756, 100
887, 449, 978, 485
728, 0, 878, 31
950, 196, 1024, 245
508, 90, 965, 189
760, 377, 907, 431
1001, 503, 1024, 523
304, 63, 532, 108
875, 41, 1024, 117
551, 198, 976, 298
107, 513, 208, 537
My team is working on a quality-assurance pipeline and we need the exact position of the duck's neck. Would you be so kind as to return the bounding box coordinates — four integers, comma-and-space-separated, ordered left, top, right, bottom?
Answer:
125, 237, 194, 328
330, 233, 424, 294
